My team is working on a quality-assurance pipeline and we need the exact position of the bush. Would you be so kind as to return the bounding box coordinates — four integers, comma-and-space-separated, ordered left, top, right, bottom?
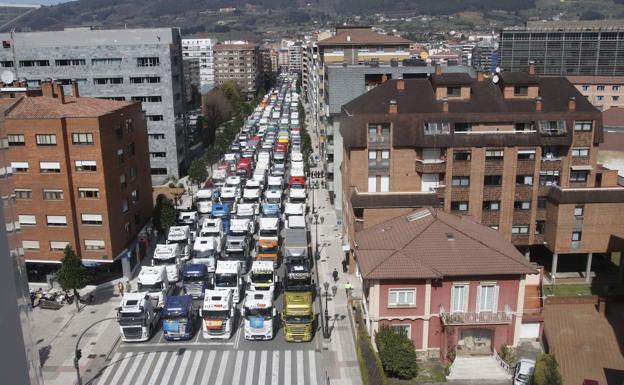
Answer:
354, 305, 387, 385
499, 345, 517, 367
374, 325, 418, 380
534, 353, 563, 385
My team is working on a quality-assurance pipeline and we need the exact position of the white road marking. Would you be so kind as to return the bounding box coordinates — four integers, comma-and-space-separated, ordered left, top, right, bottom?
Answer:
199, 350, 217, 385
284, 350, 292, 385
172, 350, 193, 385
122, 341, 234, 348
95, 352, 121, 385
271, 350, 279, 385
244, 350, 256, 385
119, 352, 146, 385
297, 350, 304, 385
257, 350, 268, 385
134, 352, 156, 385
145, 352, 168, 385
158, 350, 180, 385
186, 350, 204, 383
308, 350, 318, 385
107, 352, 132, 385
232, 350, 245, 385
213, 350, 231, 385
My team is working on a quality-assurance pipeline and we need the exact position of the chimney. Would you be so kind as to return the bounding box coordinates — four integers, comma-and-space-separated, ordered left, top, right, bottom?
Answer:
396, 79, 405, 91
442, 97, 449, 112
70, 79, 80, 98
568, 96, 576, 111
435, 63, 442, 76
52, 81, 66, 104
381, 73, 388, 83
528, 60, 536, 75
347, 35, 351, 42
40, 78, 55, 98
535, 96, 542, 112
477, 71, 485, 82
389, 100, 397, 114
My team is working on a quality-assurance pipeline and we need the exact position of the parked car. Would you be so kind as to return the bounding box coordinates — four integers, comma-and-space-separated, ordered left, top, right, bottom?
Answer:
513, 359, 536, 385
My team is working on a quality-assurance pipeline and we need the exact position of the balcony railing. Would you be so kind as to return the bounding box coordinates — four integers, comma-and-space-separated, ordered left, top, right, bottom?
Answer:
439, 305, 513, 325
368, 133, 391, 148
368, 159, 390, 171
415, 158, 446, 173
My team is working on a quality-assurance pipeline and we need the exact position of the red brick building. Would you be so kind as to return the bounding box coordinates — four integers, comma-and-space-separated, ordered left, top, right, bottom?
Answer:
356, 209, 536, 359
3, 81, 153, 273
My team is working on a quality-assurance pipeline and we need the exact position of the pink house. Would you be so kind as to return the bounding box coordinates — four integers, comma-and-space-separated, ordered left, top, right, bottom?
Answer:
355, 209, 537, 361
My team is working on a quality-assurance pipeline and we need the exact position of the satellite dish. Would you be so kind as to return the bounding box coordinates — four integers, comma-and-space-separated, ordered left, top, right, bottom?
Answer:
495, 67, 501, 74
1, 70, 15, 85
492, 74, 500, 84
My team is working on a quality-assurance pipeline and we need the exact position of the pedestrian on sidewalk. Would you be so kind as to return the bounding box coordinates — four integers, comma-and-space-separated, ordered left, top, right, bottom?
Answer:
345, 281, 353, 296
341, 258, 348, 273
332, 268, 339, 282
117, 281, 125, 297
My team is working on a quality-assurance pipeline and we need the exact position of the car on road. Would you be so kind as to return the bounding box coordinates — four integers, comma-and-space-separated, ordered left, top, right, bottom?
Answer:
513, 358, 536, 385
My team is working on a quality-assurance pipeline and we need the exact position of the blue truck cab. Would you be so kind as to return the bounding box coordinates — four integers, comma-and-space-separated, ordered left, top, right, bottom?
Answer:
261, 203, 281, 218
161, 295, 197, 341
211, 203, 231, 234
182, 264, 210, 299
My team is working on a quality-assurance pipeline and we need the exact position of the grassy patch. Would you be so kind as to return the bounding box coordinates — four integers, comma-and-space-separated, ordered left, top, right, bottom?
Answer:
385, 360, 446, 384
612, 252, 621, 267
543, 284, 592, 297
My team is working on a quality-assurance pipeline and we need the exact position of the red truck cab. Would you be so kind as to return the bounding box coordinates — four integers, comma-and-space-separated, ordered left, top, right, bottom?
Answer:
236, 158, 252, 179
289, 176, 305, 190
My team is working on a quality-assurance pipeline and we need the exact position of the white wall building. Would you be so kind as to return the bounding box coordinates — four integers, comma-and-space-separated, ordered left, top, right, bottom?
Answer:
182, 38, 215, 93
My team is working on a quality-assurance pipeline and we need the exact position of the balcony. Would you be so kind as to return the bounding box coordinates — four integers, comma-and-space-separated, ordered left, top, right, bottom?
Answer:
368, 133, 391, 148
415, 159, 446, 174
368, 159, 390, 172
440, 305, 513, 326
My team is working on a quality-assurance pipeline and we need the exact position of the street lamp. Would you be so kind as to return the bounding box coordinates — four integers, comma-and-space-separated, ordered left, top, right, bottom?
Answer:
323, 281, 330, 339
74, 317, 117, 385
314, 212, 320, 260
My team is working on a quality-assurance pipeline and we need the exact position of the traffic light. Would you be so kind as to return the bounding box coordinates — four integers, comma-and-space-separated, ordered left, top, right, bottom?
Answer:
75, 349, 82, 361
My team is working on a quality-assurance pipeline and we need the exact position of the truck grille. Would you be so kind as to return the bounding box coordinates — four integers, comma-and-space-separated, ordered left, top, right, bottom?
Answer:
122, 327, 143, 339
288, 326, 307, 336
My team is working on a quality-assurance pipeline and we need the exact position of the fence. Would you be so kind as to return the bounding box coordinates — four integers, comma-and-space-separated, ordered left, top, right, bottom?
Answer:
353, 302, 387, 385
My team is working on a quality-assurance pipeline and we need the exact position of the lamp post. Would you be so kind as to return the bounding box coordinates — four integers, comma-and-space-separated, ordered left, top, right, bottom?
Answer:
314, 212, 320, 260
323, 281, 330, 339
74, 316, 117, 385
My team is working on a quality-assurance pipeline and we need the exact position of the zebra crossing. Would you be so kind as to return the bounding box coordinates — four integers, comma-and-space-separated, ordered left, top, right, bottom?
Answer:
94, 348, 321, 385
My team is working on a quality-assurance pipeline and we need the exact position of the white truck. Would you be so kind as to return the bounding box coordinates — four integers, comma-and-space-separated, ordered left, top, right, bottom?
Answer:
117, 292, 161, 342
137, 265, 170, 308
285, 215, 306, 230
177, 211, 199, 232
192, 236, 220, 273
242, 186, 261, 204
219, 186, 240, 212
288, 188, 306, 204
267, 175, 283, 190
242, 290, 277, 340
214, 260, 244, 303
213, 169, 227, 188
236, 203, 258, 232
225, 175, 242, 188
152, 243, 184, 282
200, 289, 236, 339
264, 189, 282, 206
166, 226, 192, 259
284, 202, 305, 222
195, 189, 214, 214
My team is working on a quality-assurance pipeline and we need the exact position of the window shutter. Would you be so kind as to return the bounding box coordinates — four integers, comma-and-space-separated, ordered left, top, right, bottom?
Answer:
493, 285, 500, 313
476, 286, 482, 313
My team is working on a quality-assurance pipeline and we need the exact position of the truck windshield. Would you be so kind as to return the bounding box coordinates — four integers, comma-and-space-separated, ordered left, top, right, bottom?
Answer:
266, 197, 281, 204
117, 311, 146, 326
193, 249, 215, 259
168, 239, 187, 246
224, 251, 245, 261
222, 197, 236, 204
259, 229, 278, 238
153, 257, 176, 266
138, 282, 163, 293
203, 310, 229, 319
183, 275, 205, 284
251, 272, 273, 284
163, 315, 188, 323
258, 244, 278, 254
284, 314, 312, 324
285, 276, 312, 291
245, 307, 272, 319
215, 273, 237, 287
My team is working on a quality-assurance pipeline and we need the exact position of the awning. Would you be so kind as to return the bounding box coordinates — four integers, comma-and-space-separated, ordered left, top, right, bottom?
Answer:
571, 165, 593, 171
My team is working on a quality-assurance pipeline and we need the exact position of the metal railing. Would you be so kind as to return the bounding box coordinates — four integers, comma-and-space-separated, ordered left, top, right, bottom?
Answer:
439, 305, 513, 325
493, 348, 515, 375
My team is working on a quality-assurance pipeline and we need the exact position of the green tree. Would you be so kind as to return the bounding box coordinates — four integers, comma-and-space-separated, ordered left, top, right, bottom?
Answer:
56, 246, 90, 311
374, 325, 418, 379
534, 354, 563, 385
188, 157, 208, 188
203, 145, 222, 173
154, 194, 176, 237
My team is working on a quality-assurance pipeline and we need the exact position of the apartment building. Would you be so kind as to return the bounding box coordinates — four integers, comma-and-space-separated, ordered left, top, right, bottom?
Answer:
565, 75, 624, 111
181, 38, 215, 93
340, 65, 624, 282
0, 27, 187, 184
471, 40, 498, 73
213, 41, 260, 98
500, 21, 624, 75
4, 81, 153, 271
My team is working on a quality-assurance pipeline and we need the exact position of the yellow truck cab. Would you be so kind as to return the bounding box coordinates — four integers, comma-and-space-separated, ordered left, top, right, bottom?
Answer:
282, 261, 314, 342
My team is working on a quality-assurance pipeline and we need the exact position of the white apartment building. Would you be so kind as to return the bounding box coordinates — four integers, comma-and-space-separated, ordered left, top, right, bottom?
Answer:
182, 38, 215, 93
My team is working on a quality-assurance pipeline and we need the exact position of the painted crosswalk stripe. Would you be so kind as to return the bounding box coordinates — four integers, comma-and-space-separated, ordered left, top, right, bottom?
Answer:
213, 350, 230, 385
95, 352, 122, 385
199, 350, 217, 385
145, 352, 169, 385
119, 352, 146, 385
244, 350, 256, 385
107, 352, 133, 385
186, 350, 204, 384
257, 350, 268, 385
284, 350, 292, 385
231, 350, 245, 385
296, 350, 304, 385
172, 350, 193, 385
159, 351, 180, 385
134, 352, 157, 385
308, 351, 318, 385
271, 350, 279, 385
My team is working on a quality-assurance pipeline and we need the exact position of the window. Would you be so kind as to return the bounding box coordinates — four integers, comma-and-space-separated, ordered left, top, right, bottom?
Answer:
75, 160, 96, 172
93, 77, 123, 85
18, 215, 36, 226
15, 189, 32, 199
453, 150, 471, 161
574, 121, 592, 131
11, 161, 29, 172
19, 60, 49, 67
36, 134, 57, 145
572, 231, 582, 241
50, 241, 70, 251
485, 149, 504, 160
150, 152, 167, 159
117, 149, 125, 165
120, 174, 127, 189
22, 240, 40, 251
147, 115, 164, 122
46, 215, 67, 226
43, 189, 63, 200
514, 201, 531, 210
597, 96, 604, 101
39, 161, 60, 173
367, 176, 377, 193
451, 284, 468, 313
125, 119, 133, 133
582, 85, 589, 91
91, 58, 122, 65
131, 96, 162, 103
451, 201, 468, 211
535, 220, 545, 234
447, 87, 461, 97
483, 201, 500, 211
151, 168, 168, 175
454, 123, 472, 133
78, 188, 100, 198
514, 86, 528, 96
516, 175, 533, 185
136, 57, 160, 67
540, 170, 560, 186
537, 198, 547, 209
484, 175, 502, 186
84, 239, 105, 250
571, 147, 590, 157
388, 289, 416, 307
517, 149, 535, 160
390, 324, 411, 338
130, 76, 161, 83
81, 214, 103, 225
130, 167, 137, 180
477, 284, 499, 313
0, 60, 13, 67
122, 199, 129, 213
597, 85, 605, 91
131, 190, 139, 204
574, 205, 584, 217
514, 123, 532, 132
8, 134, 25, 146
451, 176, 470, 187
424, 122, 451, 135
570, 171, 588, 182
613, 96, 620, 102
72, 133, 94, 144
512, 225, 529, 234
55, 59, 85, 66
127, 143, 135, 157
539, 120, 566, 135
613, 85, 621, 92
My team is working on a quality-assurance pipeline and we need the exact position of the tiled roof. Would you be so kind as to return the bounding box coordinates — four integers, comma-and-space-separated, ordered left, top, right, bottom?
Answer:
318, 28, 411, 46
600, 131, 624, 151
566, 75, 624, 85
603, 106, 624, 128
355, 209, 536, 279
5, 96, 131, 119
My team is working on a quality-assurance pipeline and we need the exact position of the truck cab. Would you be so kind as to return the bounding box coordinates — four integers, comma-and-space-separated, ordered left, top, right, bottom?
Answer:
242, 185, 261, 205
282, 228, 308, 265
137, 265, 170, 308
213, 169, 227, 188
152, 243, 184, 283
224, 233, 251, 274
225, 175, 242, 189
195, 189, 214, 214
261, 203, 281, 218
264, 189, 282, 206
284, 202, 305, 224
166, 226, 191, 259
161, 295, 197, 341
182, 264, 210, 299
214, 260, 244, 303
192, 236, 219, 273
285, 215, 306, 230
242, 290, 277, 341
288, 188, 306, 205
257, 217, 280, 267
267, 175, 283, 190
235, 203, 258, 232
200, 290, 235, 339
248, 260, 278, 293
117, 292, 160, 342
177, 211, 198, 233
211, 203, 231, 234
289, 175, 305, 190
282, 263, 315, 342
236, 158, 252, 180
219, 187, 239, 214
